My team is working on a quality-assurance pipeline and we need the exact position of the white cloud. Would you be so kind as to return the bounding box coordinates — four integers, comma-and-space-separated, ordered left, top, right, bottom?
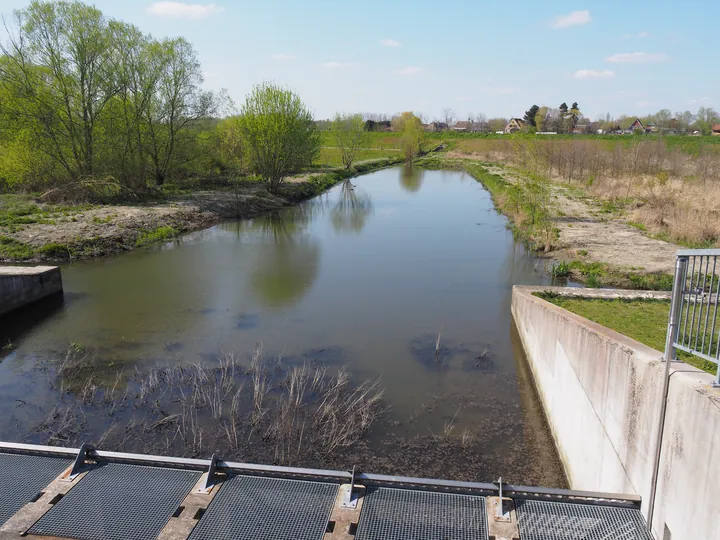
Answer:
573, 69, 615, 80
624, 31, 650, 39
272, 54, 296, 61
605, 52, 667, 63
147, 2, 222, 19
688, 96, 710, 104
551, 10, 591, 29
396, 66, 422, 75
636, 100, 657, 108
494, 86, 519, 95
380, 39, 402, 47
456, 96, 471, 102
321, 61, 353, 69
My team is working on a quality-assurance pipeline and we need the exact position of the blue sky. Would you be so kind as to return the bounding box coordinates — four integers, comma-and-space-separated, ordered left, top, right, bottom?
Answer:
0, 0, 717, 121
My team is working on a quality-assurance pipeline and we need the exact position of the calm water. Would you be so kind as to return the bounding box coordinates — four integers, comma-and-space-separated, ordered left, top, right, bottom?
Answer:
0, 166, 567, 485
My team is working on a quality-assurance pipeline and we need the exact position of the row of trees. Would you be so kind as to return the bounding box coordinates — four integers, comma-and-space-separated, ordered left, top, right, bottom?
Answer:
0, 0, 221, 190
0, 1, 332, 194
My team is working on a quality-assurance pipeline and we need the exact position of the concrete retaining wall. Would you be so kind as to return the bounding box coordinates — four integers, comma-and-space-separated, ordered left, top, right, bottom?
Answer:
512, 286, 720, 540
0, 266, 63, 316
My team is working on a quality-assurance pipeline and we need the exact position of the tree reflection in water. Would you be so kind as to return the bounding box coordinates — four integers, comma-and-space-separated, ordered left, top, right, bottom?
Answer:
250, 208, 321, 308
399, 164, 424, 193
331, 180, 373, 233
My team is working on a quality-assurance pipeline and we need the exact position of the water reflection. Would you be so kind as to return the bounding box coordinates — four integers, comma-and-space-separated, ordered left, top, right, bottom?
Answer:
331, 180, 374, 233
248, 210, 321, 308
399, 164, 424, 193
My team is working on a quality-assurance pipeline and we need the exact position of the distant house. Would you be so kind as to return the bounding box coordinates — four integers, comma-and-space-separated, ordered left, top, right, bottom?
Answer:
453, 121, 472, 132
470, 123, 486, 133
571, 123, 591, 135
425, 122, 448, 132
504, 118, 526, 134
713, 124, 720, 136
624, 118, 645, 134
646, 122, 659, 133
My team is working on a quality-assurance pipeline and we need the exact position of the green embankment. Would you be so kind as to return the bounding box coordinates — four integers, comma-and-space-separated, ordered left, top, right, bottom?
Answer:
536, 294, 717, 374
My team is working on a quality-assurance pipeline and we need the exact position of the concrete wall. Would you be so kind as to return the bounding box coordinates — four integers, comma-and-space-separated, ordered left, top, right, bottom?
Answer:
0, 266, 63, 317
512, 286, 720, 540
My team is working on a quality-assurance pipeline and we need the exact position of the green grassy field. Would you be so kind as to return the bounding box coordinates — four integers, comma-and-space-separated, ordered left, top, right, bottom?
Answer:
537, 295, 718, 374
316, 147, 402, 168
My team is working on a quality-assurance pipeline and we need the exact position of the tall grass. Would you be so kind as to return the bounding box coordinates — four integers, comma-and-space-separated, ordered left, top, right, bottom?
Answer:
455, 136, 720, 247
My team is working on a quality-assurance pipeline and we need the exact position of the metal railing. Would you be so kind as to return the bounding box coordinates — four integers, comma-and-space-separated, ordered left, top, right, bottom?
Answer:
649, 249, 720, 532
667, 249, 720, 386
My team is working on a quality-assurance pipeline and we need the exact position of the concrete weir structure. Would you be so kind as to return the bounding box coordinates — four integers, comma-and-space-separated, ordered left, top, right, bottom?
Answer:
512, 285, 720, 540
0, 266, 63, 317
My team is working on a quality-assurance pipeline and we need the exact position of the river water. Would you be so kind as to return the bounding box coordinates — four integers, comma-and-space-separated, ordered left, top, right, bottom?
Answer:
0, 166, 567, 486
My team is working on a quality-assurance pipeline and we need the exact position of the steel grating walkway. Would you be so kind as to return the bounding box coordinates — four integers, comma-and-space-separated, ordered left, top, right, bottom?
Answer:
355, 487, 489, 540
0, 452, 70, 526
189, 475, 338, 540
0, 444, 656, 540
515, 499, 653, 540
28, 463, 201, 540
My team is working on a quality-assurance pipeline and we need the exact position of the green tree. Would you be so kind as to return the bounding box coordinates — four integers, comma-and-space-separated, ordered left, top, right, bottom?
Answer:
534, 106, 549, 131
0, 0, 117, 179
393, 112, 424, 161
330, 113, 367, 169
236, 83, 320, 192
0, 1, 218, 190
142, 37, 218, 185
524, 105, 540, 127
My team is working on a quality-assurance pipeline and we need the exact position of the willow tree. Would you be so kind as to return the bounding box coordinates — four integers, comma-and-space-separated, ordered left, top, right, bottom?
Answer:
236, 83, 319, 192
0, 0, 218, 189
393, 112, 424, 161
0, 0, 117, 179
329, 113, 367, 169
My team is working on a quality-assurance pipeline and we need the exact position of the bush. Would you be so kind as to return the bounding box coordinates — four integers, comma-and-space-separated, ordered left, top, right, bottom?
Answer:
550, 261, 570, 277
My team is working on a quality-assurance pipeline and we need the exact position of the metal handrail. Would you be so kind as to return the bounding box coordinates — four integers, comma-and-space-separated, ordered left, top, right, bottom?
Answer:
668, 249, 720, 386
0, 440, 641, 507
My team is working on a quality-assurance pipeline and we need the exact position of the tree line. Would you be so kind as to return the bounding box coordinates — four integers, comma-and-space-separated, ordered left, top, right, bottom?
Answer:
0, 1, 390, 196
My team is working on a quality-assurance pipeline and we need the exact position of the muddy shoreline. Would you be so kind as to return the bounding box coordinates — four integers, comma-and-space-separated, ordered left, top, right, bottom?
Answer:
0, 159, 402, 263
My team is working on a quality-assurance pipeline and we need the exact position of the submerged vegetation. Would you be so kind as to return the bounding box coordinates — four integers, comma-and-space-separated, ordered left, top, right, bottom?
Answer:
35, 346, 385, 465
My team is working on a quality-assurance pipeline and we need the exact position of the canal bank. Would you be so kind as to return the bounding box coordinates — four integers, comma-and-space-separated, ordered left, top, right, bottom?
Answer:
0, 158, 402, 263
512, 285, 720, 539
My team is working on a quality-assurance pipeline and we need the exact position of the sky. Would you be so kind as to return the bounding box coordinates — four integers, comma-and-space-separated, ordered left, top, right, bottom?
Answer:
0, 0, 717, 121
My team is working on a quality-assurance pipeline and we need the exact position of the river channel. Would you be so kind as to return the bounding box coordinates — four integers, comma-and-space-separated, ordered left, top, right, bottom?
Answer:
0, 166, 567, 487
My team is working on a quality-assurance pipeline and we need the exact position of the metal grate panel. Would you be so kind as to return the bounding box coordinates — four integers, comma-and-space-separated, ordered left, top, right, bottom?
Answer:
28, 463, 200, 540
188, 475, 338, 540
355, 487, 488, 540
515, 499, 653, 540
0, 452, 70, 526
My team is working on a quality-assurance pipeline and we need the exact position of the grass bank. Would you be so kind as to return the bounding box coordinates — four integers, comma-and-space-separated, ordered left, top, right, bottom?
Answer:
536, 294, 717, 374
0, 157, 402, 262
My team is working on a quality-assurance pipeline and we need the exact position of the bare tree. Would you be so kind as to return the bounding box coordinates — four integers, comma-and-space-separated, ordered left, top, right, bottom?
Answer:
443, 108, 455, 127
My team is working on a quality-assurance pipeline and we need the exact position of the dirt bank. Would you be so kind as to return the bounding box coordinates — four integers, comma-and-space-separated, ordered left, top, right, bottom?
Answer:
0, 159, 401, 262
438, 153, 680, 286
479, 162, 677, 275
